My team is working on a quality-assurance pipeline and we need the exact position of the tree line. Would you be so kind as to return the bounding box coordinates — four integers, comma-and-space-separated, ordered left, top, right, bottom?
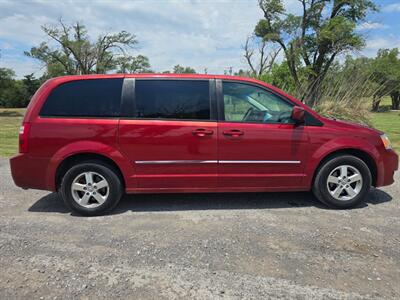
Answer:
1, 0, 400, 119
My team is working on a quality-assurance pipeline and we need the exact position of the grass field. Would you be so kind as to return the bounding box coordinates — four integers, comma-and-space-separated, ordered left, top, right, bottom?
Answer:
0, 106, 399, 157
371, 111, 400, 152
370, 97, 400, 152
0, 108, 25, 157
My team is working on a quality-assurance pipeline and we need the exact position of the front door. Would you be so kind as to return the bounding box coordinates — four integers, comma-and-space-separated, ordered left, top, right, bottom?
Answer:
217, 80, 309, 190
119, 79, 218, 190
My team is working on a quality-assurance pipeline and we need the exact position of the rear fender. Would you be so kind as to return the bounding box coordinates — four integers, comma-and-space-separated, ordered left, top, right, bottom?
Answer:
45, 141, 133, 191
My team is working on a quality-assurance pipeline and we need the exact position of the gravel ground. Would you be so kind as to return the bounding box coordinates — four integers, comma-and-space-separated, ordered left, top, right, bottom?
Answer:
0, 158, 399, 299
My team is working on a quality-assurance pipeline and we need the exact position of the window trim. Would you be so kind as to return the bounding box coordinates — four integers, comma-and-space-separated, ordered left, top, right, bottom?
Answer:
121, 78, 217, 122
39, 78, 123, 119
216, 79, 323, 126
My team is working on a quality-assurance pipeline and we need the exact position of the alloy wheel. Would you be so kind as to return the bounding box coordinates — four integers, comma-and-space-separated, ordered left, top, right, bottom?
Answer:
71, 171, 110, 208
326, 165, 363, 201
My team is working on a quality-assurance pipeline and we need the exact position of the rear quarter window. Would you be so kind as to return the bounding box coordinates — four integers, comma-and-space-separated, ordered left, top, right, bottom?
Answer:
40, 78, 123, 117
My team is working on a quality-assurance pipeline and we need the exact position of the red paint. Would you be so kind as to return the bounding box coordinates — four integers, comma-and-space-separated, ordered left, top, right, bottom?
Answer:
118, 119, 218, 190
10, 74, 398, 194
291, 106, 305, 123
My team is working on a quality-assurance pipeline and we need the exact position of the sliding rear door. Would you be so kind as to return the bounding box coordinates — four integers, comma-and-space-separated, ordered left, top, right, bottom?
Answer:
118, 78, 218, 190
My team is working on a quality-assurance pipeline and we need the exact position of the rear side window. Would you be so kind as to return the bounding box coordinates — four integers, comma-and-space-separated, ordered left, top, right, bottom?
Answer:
134, 80, 210, 120
40, 79, 123, 117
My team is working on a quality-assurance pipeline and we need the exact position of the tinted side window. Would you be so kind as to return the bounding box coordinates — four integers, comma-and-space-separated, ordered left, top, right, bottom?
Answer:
134, 80, 210, 120
40, 79, 123, 117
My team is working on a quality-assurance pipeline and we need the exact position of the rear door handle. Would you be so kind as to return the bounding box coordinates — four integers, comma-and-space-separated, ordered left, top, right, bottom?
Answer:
223, 129, 244, 138
192, 128, 214, 137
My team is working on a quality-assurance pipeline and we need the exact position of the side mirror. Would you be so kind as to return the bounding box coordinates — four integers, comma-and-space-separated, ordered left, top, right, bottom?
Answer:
291, 106, 305, 124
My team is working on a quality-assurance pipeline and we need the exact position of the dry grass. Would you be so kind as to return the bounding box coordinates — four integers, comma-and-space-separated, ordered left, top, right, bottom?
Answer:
310, 69, 380, 125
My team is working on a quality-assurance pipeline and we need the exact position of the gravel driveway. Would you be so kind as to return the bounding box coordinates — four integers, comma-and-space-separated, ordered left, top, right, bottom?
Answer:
0, 158, 399, 299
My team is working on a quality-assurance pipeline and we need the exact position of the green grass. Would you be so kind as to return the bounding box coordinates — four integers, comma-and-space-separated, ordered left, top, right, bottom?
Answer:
0, 106, 398, 157
0, 108, 25, 157
371, 111, 400, 153
369, 96, 400, 152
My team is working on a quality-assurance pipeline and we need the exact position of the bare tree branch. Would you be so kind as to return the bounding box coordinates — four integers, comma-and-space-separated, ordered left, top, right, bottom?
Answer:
243, 35, 281, 77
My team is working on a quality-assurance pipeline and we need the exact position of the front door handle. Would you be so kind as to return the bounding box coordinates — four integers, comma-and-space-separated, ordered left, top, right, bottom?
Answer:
192, 128, 214, 137
223, 129, 244, 138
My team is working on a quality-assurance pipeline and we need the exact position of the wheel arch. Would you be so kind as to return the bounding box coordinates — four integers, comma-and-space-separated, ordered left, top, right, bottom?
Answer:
311, 148, 377, 187
55, 152, 126, 190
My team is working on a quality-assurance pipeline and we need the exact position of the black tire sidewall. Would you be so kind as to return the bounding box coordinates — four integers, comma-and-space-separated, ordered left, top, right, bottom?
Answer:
313, 155, 372, 208
61, 162, 122, 216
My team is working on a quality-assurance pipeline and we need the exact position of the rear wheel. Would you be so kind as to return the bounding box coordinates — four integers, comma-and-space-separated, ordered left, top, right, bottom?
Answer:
61, 161, 123, 216
313, 155, 372, 208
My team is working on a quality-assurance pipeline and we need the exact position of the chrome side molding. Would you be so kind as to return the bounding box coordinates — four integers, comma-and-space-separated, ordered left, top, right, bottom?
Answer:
219, 160, 300, 164
135, 160, 300, 164
135, 160, 218, 164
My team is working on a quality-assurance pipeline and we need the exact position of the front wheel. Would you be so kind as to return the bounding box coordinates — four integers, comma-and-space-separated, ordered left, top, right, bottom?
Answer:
60, 161, 123, 216
313, 155, 372, 208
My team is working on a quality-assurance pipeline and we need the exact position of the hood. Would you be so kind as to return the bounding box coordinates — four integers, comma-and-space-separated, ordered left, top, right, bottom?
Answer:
321, 117, 383, 135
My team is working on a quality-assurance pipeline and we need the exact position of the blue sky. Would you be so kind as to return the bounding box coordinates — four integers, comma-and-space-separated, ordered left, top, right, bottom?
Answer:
0, 0, 399, 78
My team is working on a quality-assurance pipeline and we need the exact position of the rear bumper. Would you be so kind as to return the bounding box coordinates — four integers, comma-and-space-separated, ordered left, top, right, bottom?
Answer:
377, 149, 398, 187
10, 154, 53, 191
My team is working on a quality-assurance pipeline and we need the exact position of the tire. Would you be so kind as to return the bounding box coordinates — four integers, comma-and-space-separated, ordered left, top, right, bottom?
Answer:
313, 155, 372, 209
60, 161, 123, 216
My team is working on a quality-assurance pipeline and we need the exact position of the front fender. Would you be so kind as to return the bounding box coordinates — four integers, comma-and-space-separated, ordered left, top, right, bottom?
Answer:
304, 137, 382, 188
45, 141, 132, 191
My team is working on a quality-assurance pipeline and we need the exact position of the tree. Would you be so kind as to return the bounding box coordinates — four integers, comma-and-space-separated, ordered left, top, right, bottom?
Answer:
390, 90, 400, 110
21, 74, 41, 106
0, 70, 29, 108
260, 60, 299, 95
254, 0, 377, 106
117, 55, 152, 73
0, 50, 41, 107
25, 20, 144, 76
234, 69, 252, 77
243, 35, 281, 78
0, 67, 15, 107
0, 49, 17, 107
173, 65, 196, 74
370, 48, 400, 111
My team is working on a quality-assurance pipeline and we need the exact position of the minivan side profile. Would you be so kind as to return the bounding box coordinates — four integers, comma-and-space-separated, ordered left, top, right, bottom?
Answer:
10, 74, 398, 215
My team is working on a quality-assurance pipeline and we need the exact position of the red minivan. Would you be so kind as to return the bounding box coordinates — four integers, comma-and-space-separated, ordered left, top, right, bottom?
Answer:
10, 74, 398, 215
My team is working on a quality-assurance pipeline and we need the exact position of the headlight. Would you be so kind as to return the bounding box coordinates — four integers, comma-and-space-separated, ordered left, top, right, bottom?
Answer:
380, 134, 392, 150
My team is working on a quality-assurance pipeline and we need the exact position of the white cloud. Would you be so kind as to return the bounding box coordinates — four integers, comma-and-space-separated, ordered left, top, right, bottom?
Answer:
0, 0, 392, 77
0, 55, 43, 78
0, 0, 269, 77
360, 36, 400, 57
382, 3, 400, 12
366, 37, 400, 50
0, 42, 13, 50
0, 13, 51, 45
357, 22, 387, 30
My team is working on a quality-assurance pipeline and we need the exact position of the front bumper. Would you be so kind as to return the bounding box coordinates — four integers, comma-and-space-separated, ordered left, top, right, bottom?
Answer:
377, 149, 398, 187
